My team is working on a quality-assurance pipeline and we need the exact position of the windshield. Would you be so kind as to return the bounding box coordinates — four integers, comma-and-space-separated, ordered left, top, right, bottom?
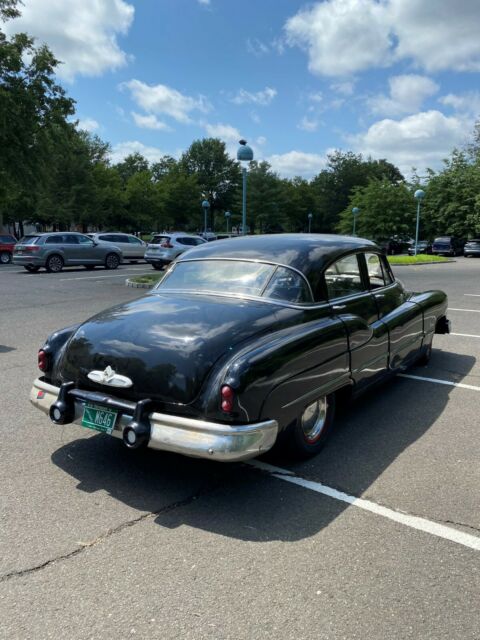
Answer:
156, 259, 312, 303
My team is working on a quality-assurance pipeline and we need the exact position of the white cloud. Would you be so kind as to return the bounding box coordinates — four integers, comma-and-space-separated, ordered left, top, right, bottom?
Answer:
331, 81, 355, 96
308, 92, 323, 103
285, 0, 392, 77
285, 0, 480, 77
5, 0, 134, 82
231, 87, 277, 106
266, 151, 326, 178
256, 136, 267, 146
197, 0, 211, 5
350, 110, 468, 175
369, 74, 439, 116
121, 79, 210, 124
298, 116, 319, 132
204, 123, 242, 142
439, 92, 480, 118
77, 118, 99, 133
131, 112, 172, 131
110, 141, 165, 164
246, 38, 269, 57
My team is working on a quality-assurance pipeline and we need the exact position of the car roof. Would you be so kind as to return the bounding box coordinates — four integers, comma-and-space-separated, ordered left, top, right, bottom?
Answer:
176, 233, 378, 284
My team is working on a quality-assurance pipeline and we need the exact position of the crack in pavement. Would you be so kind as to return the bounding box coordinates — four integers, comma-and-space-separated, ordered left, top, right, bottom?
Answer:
0, 483, 219, 584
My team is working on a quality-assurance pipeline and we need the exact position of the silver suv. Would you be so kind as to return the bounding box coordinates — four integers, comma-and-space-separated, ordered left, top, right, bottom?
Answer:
145, 233, 206, 270
88, 232, 146, 262
12, 232, 123, 273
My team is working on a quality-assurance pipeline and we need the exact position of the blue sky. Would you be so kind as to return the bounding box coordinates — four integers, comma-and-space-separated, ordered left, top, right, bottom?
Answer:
6, 0, 480, 178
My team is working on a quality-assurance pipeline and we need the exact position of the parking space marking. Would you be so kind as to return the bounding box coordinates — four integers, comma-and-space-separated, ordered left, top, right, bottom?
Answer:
464, 294, 480, 297
398, 373, 480, 391
451, 332, 480, 339
249, 460, 480, 552
448, 308, 480, 313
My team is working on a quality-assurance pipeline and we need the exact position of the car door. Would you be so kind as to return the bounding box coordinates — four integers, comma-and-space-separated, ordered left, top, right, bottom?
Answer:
76, 234, 98, 264
127, 235, 146, 258
324, 252, 388, 389
363, 252, 423, 370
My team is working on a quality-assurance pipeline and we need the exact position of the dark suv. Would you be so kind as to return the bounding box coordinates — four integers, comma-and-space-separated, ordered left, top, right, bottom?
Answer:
432, 236, 465, 256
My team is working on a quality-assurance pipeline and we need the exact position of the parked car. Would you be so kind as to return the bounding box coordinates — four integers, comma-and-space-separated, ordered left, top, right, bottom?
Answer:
407, 240, 433, 256
432, 236, 465, 256
30, 234, 449, 462
377, 238, 407, 255
12, 232, 123, 273
88, 232, 146, 262
0, 234, 17, 264
464, 239, 480, 258
144, 233, 206, 270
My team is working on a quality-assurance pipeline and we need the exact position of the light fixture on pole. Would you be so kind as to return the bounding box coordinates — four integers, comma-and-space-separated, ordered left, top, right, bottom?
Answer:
414, 189, 425, 256
201, 199, 210, 236
307, 212, 313, 233
225, 211, 231, 234
352, 207, 360, 236
237, 139, 253, 235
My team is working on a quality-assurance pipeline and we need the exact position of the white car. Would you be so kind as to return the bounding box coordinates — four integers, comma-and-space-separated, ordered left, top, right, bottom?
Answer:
144, 233, 206, 269
88, 233, 147, 262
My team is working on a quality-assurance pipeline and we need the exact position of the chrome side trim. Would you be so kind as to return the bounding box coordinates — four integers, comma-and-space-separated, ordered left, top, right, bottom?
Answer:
29, 378, 278, 462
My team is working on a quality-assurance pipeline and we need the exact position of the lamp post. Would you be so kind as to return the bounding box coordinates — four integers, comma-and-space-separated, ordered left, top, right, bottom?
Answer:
201, 199, 210, 236
352, 207, 360, 236
414, 189, 425, 256
225, 211, 231, 234
237, 139, 254, 235
308, 212, 313, 233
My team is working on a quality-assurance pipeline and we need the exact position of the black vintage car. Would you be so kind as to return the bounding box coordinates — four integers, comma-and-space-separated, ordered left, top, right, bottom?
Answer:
30, 234, 450, 461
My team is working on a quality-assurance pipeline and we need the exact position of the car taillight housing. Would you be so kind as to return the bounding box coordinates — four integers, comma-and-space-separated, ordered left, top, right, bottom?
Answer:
220, 385, 235, 413
25, 246, 40, 253
38, 349, 48, 372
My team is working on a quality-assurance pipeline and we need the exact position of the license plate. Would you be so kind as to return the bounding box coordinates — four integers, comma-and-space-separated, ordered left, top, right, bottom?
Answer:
16, 250, 23, 254
81, 403, 118, 434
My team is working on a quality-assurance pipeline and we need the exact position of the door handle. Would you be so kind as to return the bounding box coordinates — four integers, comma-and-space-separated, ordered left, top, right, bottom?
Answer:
332, 304, 346, 311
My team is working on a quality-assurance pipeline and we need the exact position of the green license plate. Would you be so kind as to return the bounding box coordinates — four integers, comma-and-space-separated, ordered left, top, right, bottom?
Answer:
81, 403, 118, 434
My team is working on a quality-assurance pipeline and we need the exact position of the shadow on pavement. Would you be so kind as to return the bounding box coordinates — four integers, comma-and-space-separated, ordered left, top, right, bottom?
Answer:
51, 351, 475, 542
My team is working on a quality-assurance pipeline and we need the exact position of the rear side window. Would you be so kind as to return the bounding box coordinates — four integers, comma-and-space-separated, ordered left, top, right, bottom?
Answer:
46, 235, 65, 244
364, 253, 394, 289
324, 254, 365, 299
263, 267, 312, 303
64, 235, 79, 244
128, 236, 143, 245
99, 234, 115, 242
177, 237, 198, 246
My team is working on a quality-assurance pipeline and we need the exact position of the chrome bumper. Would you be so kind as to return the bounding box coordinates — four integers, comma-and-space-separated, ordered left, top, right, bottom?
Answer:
30, 378, 278, 462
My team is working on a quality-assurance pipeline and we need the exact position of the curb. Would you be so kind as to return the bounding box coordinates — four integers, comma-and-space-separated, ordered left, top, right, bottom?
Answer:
390, 260, 455, 267
125, 278, 154, 289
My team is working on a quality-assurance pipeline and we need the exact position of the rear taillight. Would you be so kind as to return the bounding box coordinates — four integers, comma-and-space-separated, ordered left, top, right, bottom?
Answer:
25, 246, 40, 253
38, 349, 48, 372
221, 385, 235, 413
160, 242, 173, 248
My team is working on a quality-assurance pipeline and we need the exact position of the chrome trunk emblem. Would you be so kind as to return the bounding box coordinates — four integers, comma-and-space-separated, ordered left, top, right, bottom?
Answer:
87, 366, 133, 388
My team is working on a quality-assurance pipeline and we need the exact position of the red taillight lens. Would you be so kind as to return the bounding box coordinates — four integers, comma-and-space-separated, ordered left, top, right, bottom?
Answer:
38, 349, 47, 371
160, 242, 173, 248
221, 385, 235, 413
25, 246, 40, 253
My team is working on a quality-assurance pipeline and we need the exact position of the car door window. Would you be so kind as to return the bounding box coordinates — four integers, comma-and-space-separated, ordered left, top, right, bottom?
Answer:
46, 235, 64, 244
263, 267, 312, 303
128, 236, 143, 245
78, 235, 94, 245
64, 234, 79, 244
324, 254, 365, 299
364, 253, 387, 289
99, 234, 115, 242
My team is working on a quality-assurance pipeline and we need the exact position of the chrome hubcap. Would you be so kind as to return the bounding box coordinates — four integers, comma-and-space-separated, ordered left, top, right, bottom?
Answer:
301, 397, 327, 443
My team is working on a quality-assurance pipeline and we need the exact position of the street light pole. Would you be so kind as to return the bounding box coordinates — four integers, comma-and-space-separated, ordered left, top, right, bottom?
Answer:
414, 190, 425, 256
352, 207, 360, 236
237, 139, 254, 235
201, 199, 210, 236
308, 212, 313, 233
225, 211, 231, 234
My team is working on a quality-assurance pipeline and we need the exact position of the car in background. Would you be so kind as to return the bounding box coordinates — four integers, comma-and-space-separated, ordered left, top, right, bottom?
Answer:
12, 232, 123, 273
198, 232, 218, 242
144, 233, 206, 270
464, 239, 480, 257
0, 234, 17, 264
377, 238, 407, 255
88, 233, 146, 262
432, 236, 465, 256
407, 240, 433, 256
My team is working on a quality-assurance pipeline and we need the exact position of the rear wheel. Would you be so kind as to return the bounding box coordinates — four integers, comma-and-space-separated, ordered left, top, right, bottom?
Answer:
24, 265, 40, 272
46, 254, 64, 273
105, 253, 120, 270
0, 251, 12, 264
284, 394, 336, 459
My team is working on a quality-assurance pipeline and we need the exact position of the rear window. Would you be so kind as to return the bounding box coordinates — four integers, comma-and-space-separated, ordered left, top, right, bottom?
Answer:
19, 235, 41, 245
151, 236, 169, 244
434, 237, 451, 243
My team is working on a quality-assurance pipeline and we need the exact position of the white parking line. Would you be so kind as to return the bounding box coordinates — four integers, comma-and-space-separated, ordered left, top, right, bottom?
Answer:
398, 373, 480, 391
448, 308, 480, 313
249, 460, 480, 552
464, 294, 480, 297
451, 332, 480, 339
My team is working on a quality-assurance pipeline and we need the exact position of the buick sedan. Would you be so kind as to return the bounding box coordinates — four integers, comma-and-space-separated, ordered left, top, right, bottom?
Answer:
30, 234, 450, 461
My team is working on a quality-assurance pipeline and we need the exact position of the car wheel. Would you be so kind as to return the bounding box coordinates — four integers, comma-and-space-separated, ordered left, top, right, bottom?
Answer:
105, 253, 120, 270
0, 251, 12, 264
84, 265, 96, 270
46, 254, 64, 273
284, 394, 336, 459
24, 265, 40, 272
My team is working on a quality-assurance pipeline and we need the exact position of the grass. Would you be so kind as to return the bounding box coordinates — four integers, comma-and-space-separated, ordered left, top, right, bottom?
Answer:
387, 254, 451, 265
129, 272, 164, 286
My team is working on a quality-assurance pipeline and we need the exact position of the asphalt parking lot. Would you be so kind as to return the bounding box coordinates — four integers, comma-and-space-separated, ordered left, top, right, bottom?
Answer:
0, 259, 479, 639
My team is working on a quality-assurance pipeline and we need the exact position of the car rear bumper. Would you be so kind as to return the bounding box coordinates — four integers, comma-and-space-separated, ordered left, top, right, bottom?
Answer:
12, 255, 44, 265
30, 377, 278, 462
